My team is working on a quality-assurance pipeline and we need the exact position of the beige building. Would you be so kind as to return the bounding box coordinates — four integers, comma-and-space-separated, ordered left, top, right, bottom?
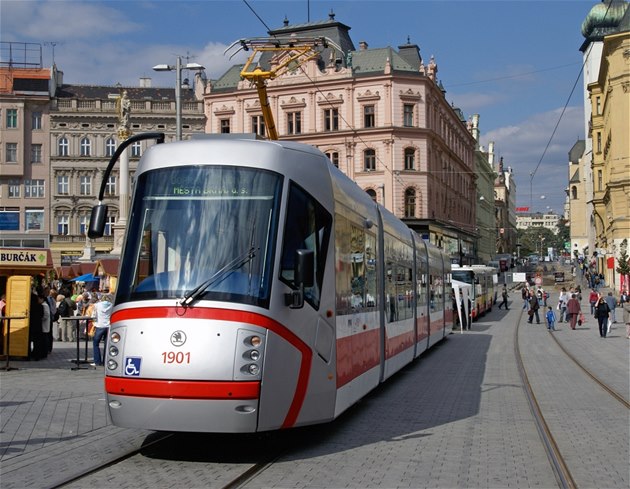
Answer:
587, 8, 630, 290
0, 43, 57, 252
204, 15, 478, 264
567, 140, 588, 258
1, 41, 206, 269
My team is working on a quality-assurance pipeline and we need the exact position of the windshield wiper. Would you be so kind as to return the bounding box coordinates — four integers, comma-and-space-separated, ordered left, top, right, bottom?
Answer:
180, 246, 257, 307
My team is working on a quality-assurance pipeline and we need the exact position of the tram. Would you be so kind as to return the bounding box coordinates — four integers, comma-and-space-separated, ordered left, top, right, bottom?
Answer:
451, 265, 496, 319
88, 133, 453, 433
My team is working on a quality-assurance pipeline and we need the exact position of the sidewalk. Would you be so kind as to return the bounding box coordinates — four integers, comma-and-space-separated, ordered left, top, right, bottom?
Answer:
0, 341, 150, 489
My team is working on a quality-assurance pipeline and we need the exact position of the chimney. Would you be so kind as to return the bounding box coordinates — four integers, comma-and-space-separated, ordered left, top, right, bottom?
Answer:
139, 77, 152, 88
359, 41, 368, 50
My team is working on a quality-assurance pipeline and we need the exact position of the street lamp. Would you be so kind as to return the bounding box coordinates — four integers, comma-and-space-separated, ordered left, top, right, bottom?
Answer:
153, 57, 205, 140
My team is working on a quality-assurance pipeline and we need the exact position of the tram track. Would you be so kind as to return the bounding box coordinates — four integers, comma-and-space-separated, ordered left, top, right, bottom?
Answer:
514, 308, 577, 489
51, 429, 293, 489
514, 302, 630, 489
547, 329, 630, 409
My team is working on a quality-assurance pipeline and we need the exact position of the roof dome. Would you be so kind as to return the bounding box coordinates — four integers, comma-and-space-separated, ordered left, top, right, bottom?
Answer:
581, 1, 628, 39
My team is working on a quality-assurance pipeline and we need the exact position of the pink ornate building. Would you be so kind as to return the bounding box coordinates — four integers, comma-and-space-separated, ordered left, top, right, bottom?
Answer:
203, 13, 477, 264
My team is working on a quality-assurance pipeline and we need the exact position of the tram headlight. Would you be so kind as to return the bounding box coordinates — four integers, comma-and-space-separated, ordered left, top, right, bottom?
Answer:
107, 359, 118, 370
247, 364, 260, 375
249, 350, 260, 361
108, 345, 119, 357
110, 332, 121, 343
249, 335, 262, 347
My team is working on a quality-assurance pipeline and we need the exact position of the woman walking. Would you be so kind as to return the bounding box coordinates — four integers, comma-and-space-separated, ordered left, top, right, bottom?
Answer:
594, 295, 610, 338
566, 293, 581, 330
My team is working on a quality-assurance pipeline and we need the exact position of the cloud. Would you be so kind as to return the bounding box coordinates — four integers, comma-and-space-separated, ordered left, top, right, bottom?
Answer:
2, 1, 140, 41
481, 106, 584, 212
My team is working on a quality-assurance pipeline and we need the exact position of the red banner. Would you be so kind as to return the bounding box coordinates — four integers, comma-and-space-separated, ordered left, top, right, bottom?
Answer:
515, 207, 529, 212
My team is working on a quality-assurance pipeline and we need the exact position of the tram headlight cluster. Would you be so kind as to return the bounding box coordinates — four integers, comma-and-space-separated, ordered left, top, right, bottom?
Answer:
107, 330, 123, 371
235, 331, 265, 380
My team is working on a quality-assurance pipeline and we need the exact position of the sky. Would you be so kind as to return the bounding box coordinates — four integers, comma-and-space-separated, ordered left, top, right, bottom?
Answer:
1, 0, 599, 214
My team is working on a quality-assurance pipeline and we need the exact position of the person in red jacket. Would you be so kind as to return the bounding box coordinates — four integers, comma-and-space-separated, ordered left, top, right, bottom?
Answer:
566, 293, 582, 330
588, 289, 599, 316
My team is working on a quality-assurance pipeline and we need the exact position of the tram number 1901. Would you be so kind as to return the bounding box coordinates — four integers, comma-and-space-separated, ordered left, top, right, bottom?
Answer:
161, 351, 191, 364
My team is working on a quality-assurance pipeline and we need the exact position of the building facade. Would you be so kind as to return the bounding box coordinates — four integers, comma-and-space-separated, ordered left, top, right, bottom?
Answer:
0, 43, 58, 252
204, 14, 478, 264
587, 6, 630, 290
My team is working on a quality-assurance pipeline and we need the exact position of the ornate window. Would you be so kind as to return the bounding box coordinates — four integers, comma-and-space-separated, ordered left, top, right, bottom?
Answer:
5, 143, 17, 162
366, 189, 377, 202
79, 175, 92, 196
363, 105, 375, 128
105, 175, 117, 196
364, 149, 376, 171
220, 119, 230, 133
32, 112, 42, 130
404, 188, 416, 218
287, 111, 302, 135
324, 108, 339, 131
105, 137, 116, 157
131, 141, 142, 157
404, 148, 415, 170
80, 137, 91, 156
57, 214, 69, 235
251, 115, 265, 137
57, 176, 69, 195
6, 109, 17, 128
403, 104, 414, 127
325, 151, 339, 168
58, 137, 69, 156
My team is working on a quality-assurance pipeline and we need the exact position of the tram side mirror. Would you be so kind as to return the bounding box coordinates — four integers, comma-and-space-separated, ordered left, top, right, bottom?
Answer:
88, 204, 108, 239
286, 249, 314, 309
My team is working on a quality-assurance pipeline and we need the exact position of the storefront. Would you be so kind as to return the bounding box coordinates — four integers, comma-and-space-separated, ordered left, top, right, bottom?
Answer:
0, 248, 54, 357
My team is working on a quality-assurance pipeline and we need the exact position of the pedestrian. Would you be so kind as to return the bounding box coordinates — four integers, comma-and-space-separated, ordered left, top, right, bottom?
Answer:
603, 291, 617, 327
594, 296, 610, 338
91, 294, 113, 367
45, 286, 57, 352
57, 290, 77, 342
527, 291, 541, 324
620, 289, 629, 305
588, 289, 599, 316
546, 306, 557, 331
521, 285, 529, 310
623, 300, 630, 339
38, 290, 51, 356
557, 287, 569, 322
566, 293, 581, 330
498, 285, 509, 310
29, 290, 45, 360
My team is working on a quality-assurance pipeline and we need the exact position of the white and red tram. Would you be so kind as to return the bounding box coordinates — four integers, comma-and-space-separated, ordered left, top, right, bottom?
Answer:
89, 134, 453, 433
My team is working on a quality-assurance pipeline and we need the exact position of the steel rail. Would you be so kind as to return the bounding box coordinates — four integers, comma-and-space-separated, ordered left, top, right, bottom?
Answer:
548, 331, 630, 409
514, 309, 577, 489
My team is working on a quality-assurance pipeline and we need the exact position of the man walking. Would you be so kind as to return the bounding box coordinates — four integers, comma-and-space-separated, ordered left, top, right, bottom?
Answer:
566, 293, 581, 330
498, 286, 509, 310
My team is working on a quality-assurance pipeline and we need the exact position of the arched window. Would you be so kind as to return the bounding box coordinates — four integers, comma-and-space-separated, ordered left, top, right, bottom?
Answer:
80, 137, 91, 157
571, 185, 577, 200
366, 189, 377, 202
105, 137, 116, 157
404, 188, 416, 218
364, 149, 376, 171
58, 137, 69, 157
404, 148, 415, 170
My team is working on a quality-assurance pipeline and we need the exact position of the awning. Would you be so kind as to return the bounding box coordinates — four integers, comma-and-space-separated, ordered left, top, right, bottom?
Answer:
70, 273, 98, 282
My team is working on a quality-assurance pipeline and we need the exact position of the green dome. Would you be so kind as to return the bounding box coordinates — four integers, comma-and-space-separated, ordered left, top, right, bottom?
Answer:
581, 0, 628, 39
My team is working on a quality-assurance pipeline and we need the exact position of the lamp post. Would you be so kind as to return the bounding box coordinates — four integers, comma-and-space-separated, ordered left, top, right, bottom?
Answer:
153, 57, 205, 140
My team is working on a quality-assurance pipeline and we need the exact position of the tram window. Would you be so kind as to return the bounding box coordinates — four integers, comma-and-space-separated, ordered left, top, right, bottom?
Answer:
280, 183, 331, 309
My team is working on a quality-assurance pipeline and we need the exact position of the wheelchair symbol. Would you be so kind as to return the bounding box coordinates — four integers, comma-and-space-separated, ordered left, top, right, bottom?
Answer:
124, 357, 141, 376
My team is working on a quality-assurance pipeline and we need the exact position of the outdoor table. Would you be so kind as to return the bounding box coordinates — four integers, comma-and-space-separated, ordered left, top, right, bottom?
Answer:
63, 316, 94, 370
0, 314, 28, 371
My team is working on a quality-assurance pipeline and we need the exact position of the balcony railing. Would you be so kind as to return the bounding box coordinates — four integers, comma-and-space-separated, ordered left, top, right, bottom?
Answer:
51, 98, 204, 115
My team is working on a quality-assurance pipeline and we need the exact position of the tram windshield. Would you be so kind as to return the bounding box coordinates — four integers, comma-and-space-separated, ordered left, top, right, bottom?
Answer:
116, 166, 283, 307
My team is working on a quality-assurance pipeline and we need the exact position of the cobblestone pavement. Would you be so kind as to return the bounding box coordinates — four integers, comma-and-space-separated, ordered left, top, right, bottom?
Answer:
1, 287, 628, 488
